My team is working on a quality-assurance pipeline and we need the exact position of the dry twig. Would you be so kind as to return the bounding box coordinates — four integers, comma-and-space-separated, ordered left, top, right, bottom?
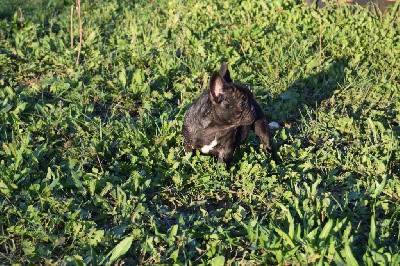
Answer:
70, 5, 74, 48
75, 0, 83, 64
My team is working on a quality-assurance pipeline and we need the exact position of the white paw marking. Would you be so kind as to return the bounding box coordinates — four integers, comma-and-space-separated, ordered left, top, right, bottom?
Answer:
268, 121, 280, 129
200, 138, 218, 154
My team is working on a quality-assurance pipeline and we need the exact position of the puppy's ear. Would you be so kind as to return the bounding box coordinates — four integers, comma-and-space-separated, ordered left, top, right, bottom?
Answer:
210, 72, 226, 102
219, 63, 233, 84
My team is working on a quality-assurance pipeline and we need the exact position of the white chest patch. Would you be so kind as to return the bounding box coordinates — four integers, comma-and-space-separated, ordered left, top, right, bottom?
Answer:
200, 138, 218, 154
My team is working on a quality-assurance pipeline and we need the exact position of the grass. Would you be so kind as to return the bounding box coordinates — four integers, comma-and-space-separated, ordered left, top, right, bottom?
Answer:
0, 0, 399, 264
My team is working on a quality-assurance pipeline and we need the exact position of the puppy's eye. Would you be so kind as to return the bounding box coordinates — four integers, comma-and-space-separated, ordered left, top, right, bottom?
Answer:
223, 102, 232, 109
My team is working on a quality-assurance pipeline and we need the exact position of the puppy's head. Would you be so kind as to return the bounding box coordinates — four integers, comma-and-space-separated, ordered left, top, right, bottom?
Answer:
209, 64, 255, 126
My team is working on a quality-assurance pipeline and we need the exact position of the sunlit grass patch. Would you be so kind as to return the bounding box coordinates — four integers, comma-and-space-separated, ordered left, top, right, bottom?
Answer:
0, 0, 399, 264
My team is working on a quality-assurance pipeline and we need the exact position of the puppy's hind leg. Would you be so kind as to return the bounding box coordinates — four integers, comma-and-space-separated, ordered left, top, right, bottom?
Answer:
253, 118, 273, 153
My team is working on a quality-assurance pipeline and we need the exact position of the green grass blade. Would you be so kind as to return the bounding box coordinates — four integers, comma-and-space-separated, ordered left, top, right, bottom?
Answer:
344, 243, 360, 266
107, 236, 133, 266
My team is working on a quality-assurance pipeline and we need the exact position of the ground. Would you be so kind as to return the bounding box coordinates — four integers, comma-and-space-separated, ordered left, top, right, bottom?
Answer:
0, 0, 399, 264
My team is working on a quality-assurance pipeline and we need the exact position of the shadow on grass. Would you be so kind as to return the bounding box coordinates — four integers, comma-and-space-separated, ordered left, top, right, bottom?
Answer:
266, 57, 349, 124
261, 57, 400, 258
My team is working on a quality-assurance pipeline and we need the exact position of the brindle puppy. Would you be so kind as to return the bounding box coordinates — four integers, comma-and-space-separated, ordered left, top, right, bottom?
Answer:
182, 63, 273, 165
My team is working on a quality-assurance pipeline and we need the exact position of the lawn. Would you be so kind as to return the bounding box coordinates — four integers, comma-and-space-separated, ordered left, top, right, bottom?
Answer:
0, 0, 399, 264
